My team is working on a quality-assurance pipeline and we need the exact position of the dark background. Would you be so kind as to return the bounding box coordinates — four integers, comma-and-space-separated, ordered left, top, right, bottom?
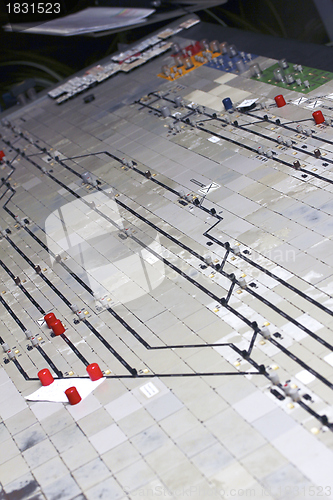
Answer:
0, 0, 330, 110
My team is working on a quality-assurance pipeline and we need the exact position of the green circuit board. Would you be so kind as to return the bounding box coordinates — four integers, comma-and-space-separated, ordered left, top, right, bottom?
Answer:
254, 61, 333, 93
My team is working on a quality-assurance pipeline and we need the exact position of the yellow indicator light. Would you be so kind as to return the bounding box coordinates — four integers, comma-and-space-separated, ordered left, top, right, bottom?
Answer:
311, 427, 320, 434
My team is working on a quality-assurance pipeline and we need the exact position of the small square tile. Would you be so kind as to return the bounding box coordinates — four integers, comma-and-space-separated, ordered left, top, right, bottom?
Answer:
72, 457, 111, 490
145, 392, 183, 421
0, 394, 27, 420
89, 424, 127, 454
222, 424, 266, 460
159, 408, 198, 439
3, 472, 40, 499
233, 391, 277, 423
210, 461, 259, 494
23, 439, 58, 469
85, 476, 125, 500
78, 408, 114, 437
102, 441, 141, 473
33, 456, 69, 488
42, 473, 81, 500
0, 381, 21, 403
50, 424, 86, 454
0, 454, 30, 486
0, 438, 20, 465
67, 394, 101, 421
191, 442, 234, 478
39, 409, 74, 436
115, 459, 155, 492
131, 425, 169, 455
240, 443, 288, 480
145, 441, 187, 475
29, 402, 64, 422
176, 425, 217, 458
116, 407, 155, 438
14, 423, 47, 452
261, 463, 311, 500
105, 392, 142, 421
61, 439, 98, 471
5, 409, 37, 436
160, 461, 204, 492
252, 409, 297, 441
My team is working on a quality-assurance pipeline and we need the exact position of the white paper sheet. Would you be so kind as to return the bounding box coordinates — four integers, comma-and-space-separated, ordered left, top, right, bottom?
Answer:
4, 7, 155, 36
25, 377, 105, 403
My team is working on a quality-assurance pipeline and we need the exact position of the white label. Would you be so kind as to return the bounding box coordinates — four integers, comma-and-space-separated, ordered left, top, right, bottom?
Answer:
208, 136, 220, 143
237, 98, 258, 108
140, 382, 159, 398
292, 97, 308, 106
305, 100, 323, 109
198, 182, 220, 195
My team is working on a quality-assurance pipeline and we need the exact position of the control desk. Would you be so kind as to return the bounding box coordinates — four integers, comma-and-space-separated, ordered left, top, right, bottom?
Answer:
0, 15, 333, 500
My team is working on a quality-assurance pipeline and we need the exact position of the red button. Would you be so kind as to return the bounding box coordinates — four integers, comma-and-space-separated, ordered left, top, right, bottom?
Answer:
38, 368, 54, 386
0, 151, 5, 160
312, 110, 325, 124
51, 319, 65, 336
65, 386, 81, 405
86, 363, 103, 381
44, 313, 57, 328
274, 94, 286, 107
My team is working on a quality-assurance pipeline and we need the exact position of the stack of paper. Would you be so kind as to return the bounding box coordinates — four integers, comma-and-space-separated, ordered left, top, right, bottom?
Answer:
4, 7, 155, 36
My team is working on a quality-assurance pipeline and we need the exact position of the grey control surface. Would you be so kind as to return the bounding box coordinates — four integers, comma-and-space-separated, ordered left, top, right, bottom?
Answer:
0, 15, 333, 500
